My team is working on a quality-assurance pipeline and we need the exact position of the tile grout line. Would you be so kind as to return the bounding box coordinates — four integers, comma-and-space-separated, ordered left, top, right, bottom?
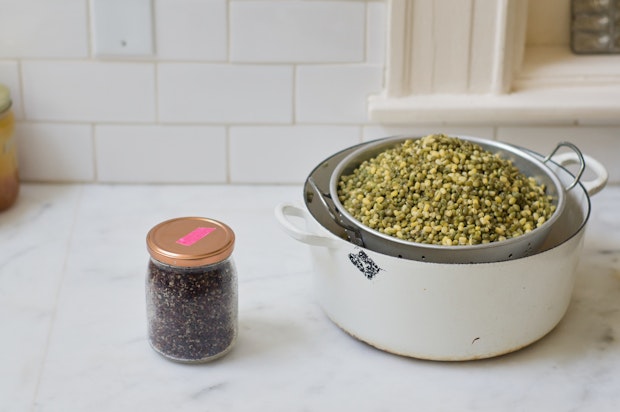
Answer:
363, 0, 368, 64
16, 59, 26, 118
292, 64, 297, 125
222, 0, 233, 184
91, 124, 98, 182
226, 125, 231, 184
226, 0, 231, 64
29, 185, 85, 411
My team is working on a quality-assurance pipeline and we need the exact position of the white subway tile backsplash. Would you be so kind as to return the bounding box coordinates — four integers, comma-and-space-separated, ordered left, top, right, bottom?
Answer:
230, 1, 365, 63
95, 125, 226, 183
296, 65, 383, 124
0, 61, 23, 119
1, 0, 617, 186
21, 61, 156, 122
16, 123, 94, 182
229, 125, 361, 183
155, 0, 227, 61
0, 0, 88, 58
367, 2, 387, 65
158, 63, 293, 123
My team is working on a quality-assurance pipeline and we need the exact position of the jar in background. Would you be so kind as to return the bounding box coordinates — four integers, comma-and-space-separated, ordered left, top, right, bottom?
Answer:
146, 217, 238, 363
0, 83, 18, 211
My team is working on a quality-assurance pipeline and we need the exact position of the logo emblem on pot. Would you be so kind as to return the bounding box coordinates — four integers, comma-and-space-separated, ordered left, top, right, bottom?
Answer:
348, 249, 382, 279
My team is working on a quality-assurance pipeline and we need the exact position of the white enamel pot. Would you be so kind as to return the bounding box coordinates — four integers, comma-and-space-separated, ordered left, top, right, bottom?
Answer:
275, 148, 608, 361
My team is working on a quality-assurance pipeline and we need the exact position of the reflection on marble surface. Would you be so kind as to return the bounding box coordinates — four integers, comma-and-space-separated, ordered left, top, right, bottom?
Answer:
1, 184, 619, 412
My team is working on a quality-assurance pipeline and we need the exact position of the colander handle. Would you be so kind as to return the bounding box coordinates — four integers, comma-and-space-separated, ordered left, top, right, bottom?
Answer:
551, 151, 608, 197
274, 203, 341, 248
543, 142, 586, 191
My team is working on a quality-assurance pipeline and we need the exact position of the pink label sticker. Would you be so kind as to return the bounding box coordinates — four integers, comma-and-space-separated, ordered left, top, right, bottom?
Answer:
176, 227, 216, 246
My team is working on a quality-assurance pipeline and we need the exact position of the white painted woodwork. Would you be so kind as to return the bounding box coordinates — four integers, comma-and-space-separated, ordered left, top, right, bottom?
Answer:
371, 0, 620, 125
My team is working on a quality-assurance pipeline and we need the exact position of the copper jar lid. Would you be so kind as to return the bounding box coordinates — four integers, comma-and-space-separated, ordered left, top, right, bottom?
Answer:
146, 217, 235, 267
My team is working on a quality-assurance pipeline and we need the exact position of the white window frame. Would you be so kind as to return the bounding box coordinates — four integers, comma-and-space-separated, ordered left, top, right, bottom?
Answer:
369, 0, 620, 125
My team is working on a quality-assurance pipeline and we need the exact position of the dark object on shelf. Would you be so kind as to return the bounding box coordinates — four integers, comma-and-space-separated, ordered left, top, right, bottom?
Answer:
571, 0, 620, 54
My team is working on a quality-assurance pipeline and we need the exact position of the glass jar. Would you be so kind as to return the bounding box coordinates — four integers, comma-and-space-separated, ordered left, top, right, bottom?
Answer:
0, 83, 18, 212
146, 217, 238, 363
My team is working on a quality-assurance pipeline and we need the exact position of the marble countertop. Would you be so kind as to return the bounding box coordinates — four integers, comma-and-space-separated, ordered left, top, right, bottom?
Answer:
1, 183, 619, 412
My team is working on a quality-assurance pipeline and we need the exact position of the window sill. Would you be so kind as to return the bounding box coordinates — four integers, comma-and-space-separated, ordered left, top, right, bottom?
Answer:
369, 47, 620, 126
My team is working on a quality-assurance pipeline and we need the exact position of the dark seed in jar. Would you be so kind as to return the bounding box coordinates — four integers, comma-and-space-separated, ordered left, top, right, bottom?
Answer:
146, 260, 237, 362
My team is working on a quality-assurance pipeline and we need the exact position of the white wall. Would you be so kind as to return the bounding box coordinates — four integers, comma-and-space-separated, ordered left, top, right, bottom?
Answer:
0, 0, 618, 184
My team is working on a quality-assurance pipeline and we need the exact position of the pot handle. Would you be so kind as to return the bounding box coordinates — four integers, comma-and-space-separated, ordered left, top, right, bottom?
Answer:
274, 203, 340, 248
552, 152, 608, 196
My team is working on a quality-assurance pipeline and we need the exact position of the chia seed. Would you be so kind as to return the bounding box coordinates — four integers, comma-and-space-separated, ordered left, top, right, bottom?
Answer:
146, 258, 237, 363
145, 217, 238, 363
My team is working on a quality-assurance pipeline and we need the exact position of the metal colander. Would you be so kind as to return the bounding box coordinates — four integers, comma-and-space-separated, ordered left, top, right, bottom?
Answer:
315, 135, 584, 264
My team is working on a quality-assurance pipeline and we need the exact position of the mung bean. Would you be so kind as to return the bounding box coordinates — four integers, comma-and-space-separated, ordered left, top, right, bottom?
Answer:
337, 134, 556, 246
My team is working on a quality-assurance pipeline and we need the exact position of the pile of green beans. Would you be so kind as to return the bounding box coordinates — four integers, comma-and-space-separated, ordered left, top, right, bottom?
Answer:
337, 134, 556, 246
